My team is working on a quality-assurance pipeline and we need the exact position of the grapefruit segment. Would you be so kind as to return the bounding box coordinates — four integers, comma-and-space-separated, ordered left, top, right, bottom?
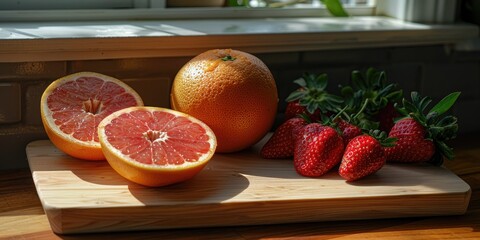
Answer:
40, 72, 144, 160
98, 106, 217, 187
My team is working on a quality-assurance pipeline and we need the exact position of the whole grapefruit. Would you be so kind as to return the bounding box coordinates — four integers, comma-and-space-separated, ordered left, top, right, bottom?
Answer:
170, 49, 278, 153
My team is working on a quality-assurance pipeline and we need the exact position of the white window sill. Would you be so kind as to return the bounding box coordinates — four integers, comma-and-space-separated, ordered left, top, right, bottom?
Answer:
0, 16, 478, 62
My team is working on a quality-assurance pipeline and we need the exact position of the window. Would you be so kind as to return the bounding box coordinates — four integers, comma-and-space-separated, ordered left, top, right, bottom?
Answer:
0, 0, 374, 10
0, 0, 376, 21
1, 0, 472, 62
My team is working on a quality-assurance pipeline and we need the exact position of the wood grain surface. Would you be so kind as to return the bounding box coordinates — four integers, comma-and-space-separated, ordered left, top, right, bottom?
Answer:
25, 138, 471, 235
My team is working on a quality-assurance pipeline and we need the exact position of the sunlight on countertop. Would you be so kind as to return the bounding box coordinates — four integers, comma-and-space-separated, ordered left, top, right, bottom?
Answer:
0, 16, 477, 62
0, 17, 436, 39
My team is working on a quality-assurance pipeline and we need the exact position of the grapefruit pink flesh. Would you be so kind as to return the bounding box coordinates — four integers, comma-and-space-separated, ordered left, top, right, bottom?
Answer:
98, 107, 217, 187
104, 109, 212, 165
41, 72, 144, 160
47, 76, 140, 143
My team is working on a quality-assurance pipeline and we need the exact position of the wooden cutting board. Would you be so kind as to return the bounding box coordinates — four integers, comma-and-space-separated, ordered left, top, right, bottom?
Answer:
26, 138, 471, 235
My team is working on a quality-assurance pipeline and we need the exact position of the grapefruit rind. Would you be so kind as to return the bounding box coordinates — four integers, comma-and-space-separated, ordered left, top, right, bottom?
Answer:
170, 49, 278, 153
97, 106, 217, 187
40, 72, 144, 161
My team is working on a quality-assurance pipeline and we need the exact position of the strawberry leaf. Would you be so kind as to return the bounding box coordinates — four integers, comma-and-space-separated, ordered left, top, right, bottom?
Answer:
311, 101, 320, 113
436, 140, 455, 160
437, 115, 458, 127
351, 71, 366, 90
418, 96, 432, 114
411, 92, 421, 107
317, 74, 328, 90
395, 102, 409, 116
377, 71, 387, 86
367, 67, 383, 87
433, 115, 458, 140
377, 84, 395, 97
293, 77, 307, 88
328, 94, 344, 104
402, 98, 417, 114
429, 92, 461, 116
341, 85, 354, 97
379, 97, 388, 107
382, 137, 397, 147
286, 90, 305, 102
385, 90, 403, 101
299, 113, 313, 123
320, 114, 332, 125
306, 100, 317, 114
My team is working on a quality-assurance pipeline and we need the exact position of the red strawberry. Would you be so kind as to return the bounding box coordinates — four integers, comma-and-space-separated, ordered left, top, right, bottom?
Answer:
339, 131, 395, 181
385, 118, 435, 162
260, 117, 307, 159
293, 123, 344, 177
336, 118, 362, 146
285, 100, 321, 122
385, 91, 461, 164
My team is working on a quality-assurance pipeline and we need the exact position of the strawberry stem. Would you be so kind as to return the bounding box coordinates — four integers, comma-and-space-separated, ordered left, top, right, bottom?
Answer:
353, 98, 370, 120
332, 105, 349, 122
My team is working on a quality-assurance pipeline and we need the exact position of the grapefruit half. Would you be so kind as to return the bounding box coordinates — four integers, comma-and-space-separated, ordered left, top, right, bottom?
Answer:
97, 106, 217, 187
40, 72, 144, 160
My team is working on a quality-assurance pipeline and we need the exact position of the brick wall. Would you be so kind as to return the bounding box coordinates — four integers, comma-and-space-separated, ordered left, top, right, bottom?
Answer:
1, 44, 479, 169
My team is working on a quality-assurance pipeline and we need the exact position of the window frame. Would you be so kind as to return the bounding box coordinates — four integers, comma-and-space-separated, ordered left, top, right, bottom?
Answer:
0, 0, 458, 24
0, 0, 376, 22
0, 0, 475, 63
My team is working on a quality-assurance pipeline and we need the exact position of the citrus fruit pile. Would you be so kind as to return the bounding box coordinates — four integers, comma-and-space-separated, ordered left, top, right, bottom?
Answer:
41, 49, 278, 187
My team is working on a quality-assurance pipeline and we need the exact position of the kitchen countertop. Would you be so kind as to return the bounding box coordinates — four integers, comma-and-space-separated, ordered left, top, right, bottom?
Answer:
1, 133, 480, 239
1, 16, 478, 62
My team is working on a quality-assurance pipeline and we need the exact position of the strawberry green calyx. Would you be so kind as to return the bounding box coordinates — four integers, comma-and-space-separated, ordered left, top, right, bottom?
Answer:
340, 68, 403, 131
368, 129, 397, 148
341, 68, 403, 114
339, 98, 379, 131
286, 73, 343, 115
396, 91, 461, 160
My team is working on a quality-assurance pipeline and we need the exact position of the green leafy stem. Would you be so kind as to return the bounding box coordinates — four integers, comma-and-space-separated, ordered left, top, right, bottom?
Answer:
227, 0, 349, 17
